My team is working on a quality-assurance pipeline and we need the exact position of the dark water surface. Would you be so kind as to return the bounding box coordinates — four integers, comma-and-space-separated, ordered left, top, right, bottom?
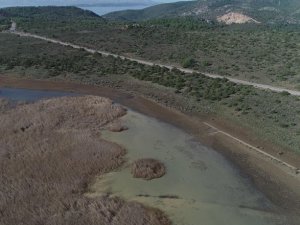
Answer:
0, 87, 78, 101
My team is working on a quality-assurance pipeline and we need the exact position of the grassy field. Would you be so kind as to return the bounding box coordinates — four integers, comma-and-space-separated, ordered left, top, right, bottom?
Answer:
2, 7, 299, 90
1, 32, 300, 155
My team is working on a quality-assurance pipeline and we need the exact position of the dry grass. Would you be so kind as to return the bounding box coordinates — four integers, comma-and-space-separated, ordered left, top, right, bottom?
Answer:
107, 120, 128, 132
0, 96, 171, 225
131, 158, 166, 180
0, 98, 10, 113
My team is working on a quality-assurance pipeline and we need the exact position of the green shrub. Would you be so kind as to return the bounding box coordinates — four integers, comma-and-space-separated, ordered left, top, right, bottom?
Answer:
182, 57, 195, 68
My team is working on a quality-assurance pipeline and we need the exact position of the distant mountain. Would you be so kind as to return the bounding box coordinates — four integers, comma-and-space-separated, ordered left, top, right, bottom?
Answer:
104, 0, 300, 24
0, 6, 102, 20
75, 0, 156, 7
0, 0, 156, 8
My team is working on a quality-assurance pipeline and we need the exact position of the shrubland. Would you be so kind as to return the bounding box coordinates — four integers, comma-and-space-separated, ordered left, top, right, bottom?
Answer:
1, 7, 299, 89
0, 32, 300, 154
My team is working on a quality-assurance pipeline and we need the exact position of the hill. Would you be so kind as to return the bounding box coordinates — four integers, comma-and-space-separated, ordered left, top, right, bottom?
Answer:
0, 0, 155, 7
0, 6, 101, 20
104, 0, 300, 24
0, 6, 105, 33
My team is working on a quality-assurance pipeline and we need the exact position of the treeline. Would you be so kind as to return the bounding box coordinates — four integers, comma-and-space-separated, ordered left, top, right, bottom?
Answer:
131, 65, 246, 102
141, 17, 218, 30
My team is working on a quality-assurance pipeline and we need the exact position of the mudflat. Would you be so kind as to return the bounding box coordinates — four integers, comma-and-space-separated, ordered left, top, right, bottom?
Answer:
1, 76, 300, 223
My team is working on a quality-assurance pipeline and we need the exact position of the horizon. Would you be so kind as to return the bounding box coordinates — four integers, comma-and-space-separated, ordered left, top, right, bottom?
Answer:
0, 0, 194, 7
0, 0, 194, 15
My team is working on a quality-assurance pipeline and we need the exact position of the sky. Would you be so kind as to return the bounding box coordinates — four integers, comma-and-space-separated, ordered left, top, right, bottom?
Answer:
0, 0, 194, 14
0, 0, 193, 6
161, 0, 191, 2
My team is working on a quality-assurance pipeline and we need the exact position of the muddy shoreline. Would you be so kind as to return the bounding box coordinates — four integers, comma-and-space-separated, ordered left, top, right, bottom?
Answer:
1, 76, 300, 222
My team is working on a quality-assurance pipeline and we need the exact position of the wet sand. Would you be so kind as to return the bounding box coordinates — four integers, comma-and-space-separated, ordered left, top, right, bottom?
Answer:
1, 75, 300, 223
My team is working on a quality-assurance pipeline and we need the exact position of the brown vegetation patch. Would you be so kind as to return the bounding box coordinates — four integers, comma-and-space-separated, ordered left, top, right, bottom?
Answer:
107, 120, 128, 132
131, 158, 166, 180
0, 98, 11, 113
0, 98, 8, 108
0, 96, 171, 225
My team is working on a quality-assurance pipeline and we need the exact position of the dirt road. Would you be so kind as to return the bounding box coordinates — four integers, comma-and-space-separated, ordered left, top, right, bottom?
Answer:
5, 26, 300, 97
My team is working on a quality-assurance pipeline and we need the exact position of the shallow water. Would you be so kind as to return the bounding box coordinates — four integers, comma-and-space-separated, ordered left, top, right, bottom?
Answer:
0, 88, 281, 224
89, 110, 281, 225
0, 88, 78, 101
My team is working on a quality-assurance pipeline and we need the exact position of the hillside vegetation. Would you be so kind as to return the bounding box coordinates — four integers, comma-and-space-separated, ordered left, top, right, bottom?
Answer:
0, 6, 106, 32
1, 32, 300, 155
1, 6, 300, 153
104, 0, 300, 24
2, 7, 299, 90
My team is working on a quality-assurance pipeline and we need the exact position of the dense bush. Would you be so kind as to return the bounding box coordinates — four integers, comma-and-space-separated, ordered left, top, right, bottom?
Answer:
0, 16, 10, 31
